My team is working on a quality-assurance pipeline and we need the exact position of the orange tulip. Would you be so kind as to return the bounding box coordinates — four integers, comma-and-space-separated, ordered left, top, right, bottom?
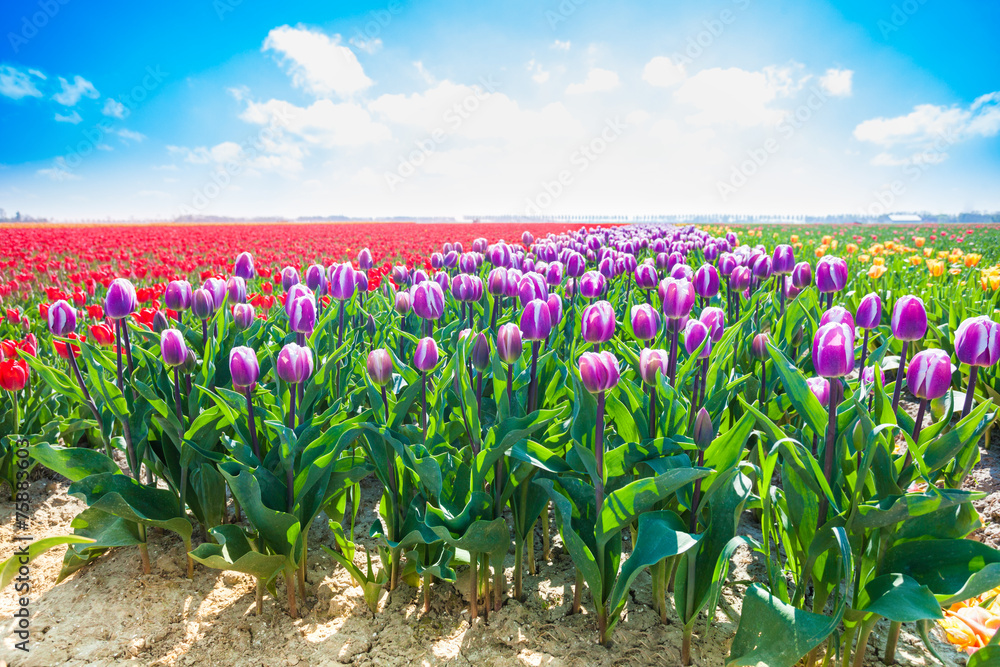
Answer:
923, 248, 934, 258
914, 236, 925, 248
814, 246, 826, 258
859, 253, 870, 263
873, 256, 885, 266
909, 256, 923, 266
846, 243, 858, 254
790, 235, 799, 243
966, 254, 982, 267
927, 260, 945, 277
868, 264, 887, 279
821, 235, 832, 245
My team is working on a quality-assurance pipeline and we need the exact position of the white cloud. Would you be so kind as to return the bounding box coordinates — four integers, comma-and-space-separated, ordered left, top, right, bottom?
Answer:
674, 66, 804, 127
527, 59, 550, 84
53, 75, 99, 106
566, 68, 620, 94
0, 65, 44, 100
818, 68, 853, 97
102, 98, 126, 119
349, 35, 382, 54
54, 111, 83, 124
263, 25, 373, 98
870, 151, 948, 167
626, 110, 651, 124
552, 40, 571, 51
37, 167, 80, 181
241, 97, 391, 147
642, 56, 686, 88
854, 92, 1000, 147
117, 129, 146, 143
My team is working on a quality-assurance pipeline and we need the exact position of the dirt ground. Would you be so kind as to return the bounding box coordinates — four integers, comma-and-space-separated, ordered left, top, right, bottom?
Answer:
0, 427, 983, 667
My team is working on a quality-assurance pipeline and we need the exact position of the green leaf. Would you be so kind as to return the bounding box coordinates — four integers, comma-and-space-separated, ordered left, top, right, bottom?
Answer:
190, 524, 287, 584
68, 473, 192, 545
859, 573, 943, 622
766, 342, 828, 437
0, 535, 95, 590
596, 468, 709, 548
880, 538, 1000, 605
29, 442, 121, 481
727, 583, 844, 667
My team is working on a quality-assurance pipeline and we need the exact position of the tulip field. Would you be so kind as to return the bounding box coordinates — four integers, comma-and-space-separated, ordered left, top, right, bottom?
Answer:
3, 220, 1000, 666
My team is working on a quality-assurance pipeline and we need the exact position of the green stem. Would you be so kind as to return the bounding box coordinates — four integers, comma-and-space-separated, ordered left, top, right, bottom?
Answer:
884, 620, 901, 665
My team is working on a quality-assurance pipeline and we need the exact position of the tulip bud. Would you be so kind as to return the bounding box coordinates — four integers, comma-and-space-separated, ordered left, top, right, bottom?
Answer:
152, 310, 170, 333
232, 303, 255, 330
160, 328, 188, 367
192, 288, 215, 320
639, 348, 668, 384
105, 278, 137, 319
367, 348, 393, 385
581, 300, 616, 344
391, 265, 409, 286
634, 263, 658, 290
414, 337, 439, 371
497, 323, 523, 364
855, 293, 882, 330
578, 350, 621, 394
47, 300, 76, 336
276, 343, 314, 384
717, 253, 737, 277
226, 276, 247, 304
752, 254, 772, 280
412, 281, 445, 320
165, 280, 193, 312
751, 333, 769, 360
202, 277, 227, 307
288, 295, 317, 335
305, 264, 327, 295
812, 322, 854, 378
281, 267, 300, 292
816, 256, 848, 293
329, 263, 357, 301
358, 248, 374, 270
771, 245, 795, 275
693, 408, 714, 448
229, 346, 259, 389
579, 271, 605, 298
520, 299, 553, 341
488, 267, 509, 295
366, 313, 376, 339
954, 316, 1000, 367
806, 376, 830, 407
693, 264, 720, 298
183, 348, 198, 374
684, 320, 712, 359
631, 304, 660, 341
820, 306, 855, 333
660, 278, 696, 320
861, 365, 884, 387
729, 266, 751, 291
394, 291, 412, 315
699, 307, 725, 342
234, 251, 255, 281
906, 349, 953, 400
471, 332, 490, 371
546, 293, 563, 326
791, 262, 812, 289
890, 295, 927, 341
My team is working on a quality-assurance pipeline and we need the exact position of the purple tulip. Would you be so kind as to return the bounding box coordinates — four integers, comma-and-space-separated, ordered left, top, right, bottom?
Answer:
412, 281, 445, 321
956, 316, 1000, 367
392, 265, 409, 286
820, 306, 855, 334
284, 284, 312, 318
856, 293, 882, 330
891, 295, 927, 341
579, 271, 605, 298
772, 245, 795, 274
518, 273, 547, 306
639, 348, 669, 385
684, 320, 712, 359
192, 288, 215, 320
670, 263, 694, 281
226, 276, 247, 304
305, 264, 327, 295
861, 364, 885, 387
329, 263, 357, 301
546, 293, 563, 327
433, 271, 450, 292
452, 274, 476, 302
545, 261, 564, 287
752, 255, 773, 280
414, 337, 439, 372
281, 267, 300, 292
367, 348, 393, 386
812, 322, 854, 378
660, 278, 696, 320
581, 300, 616, 345
160, 328, 187, 367
229, 346, 259, 389
276, 343, 314, 384
751, 333, 770, 360
791, 262, 812, 289
699, 307, 725, 342
579, 351, 621, 394
718, 253, 737, 277
522, 231, 534, 247
497, 323, 523, 364
806, 376, 830, 407
631, 304, 661, 341
165, 280, 193, 312
394, 291, 412, 315
105, 278, 137, 319
288, 295, 316, 335
693, 264, 720, 299
520, 299, 552, 341
232, 303, 255, 330
358, 248, 374, 270
471, 332, 491, 372
566, 252, 586, 278
202, 277, 227, 307
234, 251, 255, 281
816, 256, 848, 294
355, 271, 369, 293
634, 263, 658, 290
729, 266, 751, 292
47, 299, 76, 336
488, 267, 509, 295
906, 349, 952, 400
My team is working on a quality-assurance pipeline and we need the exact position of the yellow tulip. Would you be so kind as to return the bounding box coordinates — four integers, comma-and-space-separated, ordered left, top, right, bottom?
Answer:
846, 243, 858, 254
873, 256, 885, 266
923, 248, 934, 258
927, 260, 945, 277
914, 236, 925, 248
966, 254, 982, 267
868, 265, 887, 279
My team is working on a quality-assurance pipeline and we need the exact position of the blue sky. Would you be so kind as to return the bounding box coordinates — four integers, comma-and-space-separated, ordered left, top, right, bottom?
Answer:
1, 0, 998, 220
